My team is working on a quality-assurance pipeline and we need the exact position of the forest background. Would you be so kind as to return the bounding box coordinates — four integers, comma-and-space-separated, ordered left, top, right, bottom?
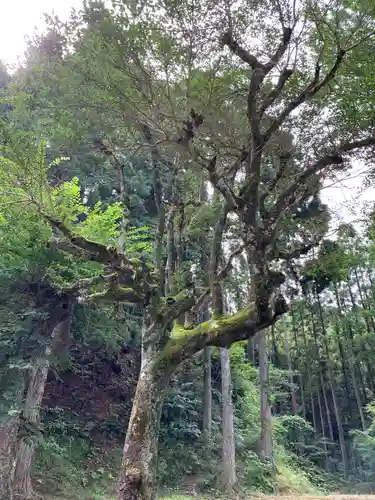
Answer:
1, 1, 375, 499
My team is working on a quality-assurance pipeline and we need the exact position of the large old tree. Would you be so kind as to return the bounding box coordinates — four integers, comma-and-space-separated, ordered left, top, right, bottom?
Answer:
2, 0, 375, 498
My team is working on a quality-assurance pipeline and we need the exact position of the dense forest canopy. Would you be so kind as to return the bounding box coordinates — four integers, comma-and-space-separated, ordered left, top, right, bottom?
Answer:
1, 0, 375, 499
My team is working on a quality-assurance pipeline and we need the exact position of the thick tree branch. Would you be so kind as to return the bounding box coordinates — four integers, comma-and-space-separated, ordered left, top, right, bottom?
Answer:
216, 238, 252, 281
264, 49, 346, 141
225, 149, 249, 177
259, 68, 294, 116
259, 153, 292, 219
142, 124, 168, 290
191, 236, 254, 317
62, 273, 118, 294
247, 27, 293, 139
264, 27, 293, 73
165, 296, 288, 363
48, 240, 107, 264
242, 26, 293, 224
221, 27, 292, 74
209, 205, 229, 314
174, 111, 239, 210
268, 242, 316, 261
42, 212, 126, 265
220, 31, 259, 68
164, 287, 197, 321
78, 285, 143, 304
206, 156, 239, 210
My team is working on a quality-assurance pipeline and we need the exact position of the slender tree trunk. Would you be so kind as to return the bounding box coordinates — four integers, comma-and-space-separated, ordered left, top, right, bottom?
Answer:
316, 290, 348, 479
329, 381, 349, 479
291, 310, 305, 419
283, 322, 297, 415
308, 298, 333, 441
346, 319, 370, 404
203, 345, 212, 442
354, 268, 375, 332
165, 207, 176, 293
245, 249, 257, 366
258, 332, 275, 473
200, 185, 212, 442
247, 337, 256, 365
220, 347, 236, 489
333, 284, 365, 429
316, 377, 327, 443
270, 324, 277, 366
331, 309, 352, 421
334, 319, 355, 424
208, 206, 237, 488
306, 303, 328, 460
347, 279, 375, 398
321, 373, 334, 441
308, 299, 333, 440
200, 180, 212, 443
300, 308, 316, 430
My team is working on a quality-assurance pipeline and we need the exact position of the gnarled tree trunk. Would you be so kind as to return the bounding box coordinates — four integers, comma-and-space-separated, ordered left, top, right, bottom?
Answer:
0, 371, 25, 500
13, 357, 49, 499
117, 316, 174, 500
117, 363, 172, 500
0, 417, 19, 500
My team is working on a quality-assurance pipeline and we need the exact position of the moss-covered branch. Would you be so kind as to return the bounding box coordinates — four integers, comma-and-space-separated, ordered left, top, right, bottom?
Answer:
161, 295, 288, 364
78, 285, 143, 304
63, 273, 117, 294
157, 287, 197, 322
48, 240, 108, 264
42, 211, 129, 266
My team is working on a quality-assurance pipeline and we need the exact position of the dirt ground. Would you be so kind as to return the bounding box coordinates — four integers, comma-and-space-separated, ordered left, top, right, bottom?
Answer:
253, 496, 375, 499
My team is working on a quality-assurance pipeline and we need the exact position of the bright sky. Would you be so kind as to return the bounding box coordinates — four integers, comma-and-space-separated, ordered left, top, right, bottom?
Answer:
1, 0, 374, 230
0, 1, 79, 67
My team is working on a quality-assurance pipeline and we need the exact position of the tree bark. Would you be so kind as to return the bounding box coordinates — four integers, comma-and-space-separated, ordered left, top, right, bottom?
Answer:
117, 353, 172, 500
0, 417, 19, 500
117, 310, 176, 500
0, 371, 25, 500
13, 357, 49, 499
220, 347, 236, 489
13, 301, 73, 499
203, 346, 212, 442
258, 332, 275, 473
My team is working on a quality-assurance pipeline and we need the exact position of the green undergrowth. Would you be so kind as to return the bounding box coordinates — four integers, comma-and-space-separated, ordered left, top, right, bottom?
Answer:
34, 346, 341, 499
34, 420, 121, 499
